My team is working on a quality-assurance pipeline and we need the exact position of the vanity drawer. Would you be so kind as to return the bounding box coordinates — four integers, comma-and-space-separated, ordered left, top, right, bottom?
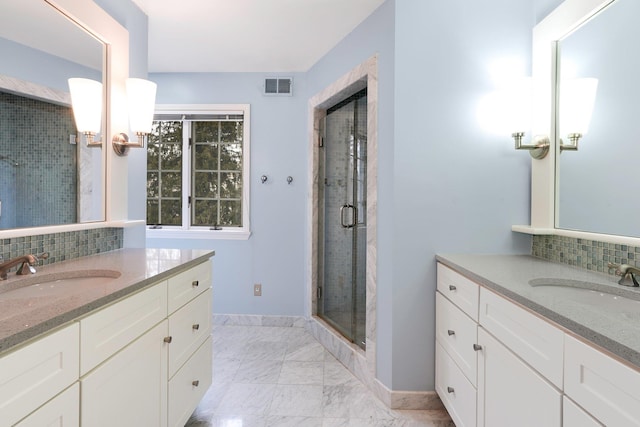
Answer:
565, 334, 640, 427
80, 281, 168, 374
479, 287, 564, 388
563, 396, 603, 427
168, 288, 212, 377
437, 263, 479, 320
436, 292, 478, 386
0, 323, 79, 426
435, 341, 476, 427
15, 383, 79, 427
168, 337, 213, 427
168, 260, 211, 314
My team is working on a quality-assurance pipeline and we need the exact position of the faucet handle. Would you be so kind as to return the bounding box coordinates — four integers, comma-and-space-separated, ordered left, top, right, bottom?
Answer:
608, 262, 623, 275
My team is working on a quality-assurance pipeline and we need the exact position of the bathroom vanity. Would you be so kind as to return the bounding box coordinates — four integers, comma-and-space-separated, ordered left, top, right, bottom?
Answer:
0, 248, 214, 427
435, 254, 640, 427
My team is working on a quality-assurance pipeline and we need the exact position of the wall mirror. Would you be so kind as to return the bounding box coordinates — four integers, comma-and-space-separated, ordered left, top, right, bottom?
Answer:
0, 0, 105, 230
556, 0, 640, 237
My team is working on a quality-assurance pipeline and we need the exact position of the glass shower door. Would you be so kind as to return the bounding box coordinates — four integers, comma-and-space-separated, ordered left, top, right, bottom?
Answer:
318, 90, 367, 350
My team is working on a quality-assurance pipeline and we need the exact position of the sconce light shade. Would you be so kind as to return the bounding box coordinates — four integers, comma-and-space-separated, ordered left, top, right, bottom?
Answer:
126, 78, 157, 139
508, 77, 550, 159
559, 78, 598, 151
68, 78, 102, 146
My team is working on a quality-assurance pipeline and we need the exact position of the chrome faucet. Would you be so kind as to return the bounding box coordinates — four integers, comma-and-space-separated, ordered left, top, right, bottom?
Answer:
0, 252, 49, 280
608, 262, 640, 287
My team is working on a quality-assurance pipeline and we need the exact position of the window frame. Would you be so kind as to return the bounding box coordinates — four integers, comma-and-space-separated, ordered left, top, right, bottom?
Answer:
146, 104, 251, 241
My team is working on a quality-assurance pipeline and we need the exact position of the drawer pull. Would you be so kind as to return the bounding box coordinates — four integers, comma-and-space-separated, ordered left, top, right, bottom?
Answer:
192, 324, 200, 331
192, 380, 200, 387
447, 386, 455, 393
164, 336, 173, 343
447, 330, 455, 336
448, 285, 457, 291
473, 344, 482, 351
192, 280, 199, 287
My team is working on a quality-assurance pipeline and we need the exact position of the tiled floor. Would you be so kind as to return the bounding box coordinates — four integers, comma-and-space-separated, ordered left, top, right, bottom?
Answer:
186, 324, 454, 427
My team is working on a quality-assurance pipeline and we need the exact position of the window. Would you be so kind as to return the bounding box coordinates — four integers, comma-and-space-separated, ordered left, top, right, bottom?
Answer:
146, 105, 250, 240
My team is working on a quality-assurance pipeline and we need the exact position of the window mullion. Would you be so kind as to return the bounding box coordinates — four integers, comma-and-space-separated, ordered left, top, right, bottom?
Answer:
182, 121, 191, 230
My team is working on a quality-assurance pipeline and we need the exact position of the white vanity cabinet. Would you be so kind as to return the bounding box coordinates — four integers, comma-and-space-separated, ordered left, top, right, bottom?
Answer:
0, 256, 213, 427
435, 264, 479, 427
436, 261, 640, 427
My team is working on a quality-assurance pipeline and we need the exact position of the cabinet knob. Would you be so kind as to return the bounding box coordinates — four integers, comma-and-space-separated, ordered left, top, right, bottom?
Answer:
192, 380, 200, 387
447, 386, 455, 393
164, 336, 173, 343
449, 285, 457, 291
447, 330, 455, 336
473, 344, 482, 351
192, 280, 199, 287
192, 324, 200, 330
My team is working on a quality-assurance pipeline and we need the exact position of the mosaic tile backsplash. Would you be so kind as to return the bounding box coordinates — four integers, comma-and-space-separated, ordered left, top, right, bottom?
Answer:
0, 91, 77, 229
532, 234, 640, 276
0, 228, 123, 272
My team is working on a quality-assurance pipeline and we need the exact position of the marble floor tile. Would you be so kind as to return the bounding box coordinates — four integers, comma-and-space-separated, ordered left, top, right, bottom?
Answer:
186, 325, 453, 427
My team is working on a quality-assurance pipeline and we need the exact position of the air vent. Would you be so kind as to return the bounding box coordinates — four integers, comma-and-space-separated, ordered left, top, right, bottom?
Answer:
264, 77, 293, 96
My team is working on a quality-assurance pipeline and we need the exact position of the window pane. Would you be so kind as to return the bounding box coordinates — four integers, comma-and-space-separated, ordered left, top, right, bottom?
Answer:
147, 200, 159, 225
195, 144, 218, 170
160, 199, 182, 225
220, 200, 242, 226
195, 122, 218, 142
193, 199, 218, 226
194, 172, 218, 198
220, 121, 241, 143
159, 121, 182, 143
147, 143, 159, 170
161, 172, 182, 197
220, 143, 242, 171
220, 172, 242, 198
147, 172, 159, 198
161, 144, 182, 170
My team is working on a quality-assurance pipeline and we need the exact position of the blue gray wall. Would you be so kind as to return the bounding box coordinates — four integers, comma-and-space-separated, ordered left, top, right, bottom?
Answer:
137, 0, 563, 392
147, 72, 308, 316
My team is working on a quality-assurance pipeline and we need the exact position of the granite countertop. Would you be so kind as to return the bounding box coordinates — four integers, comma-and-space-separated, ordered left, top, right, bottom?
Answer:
0, 248, 214, 355
436, 254, 640, 369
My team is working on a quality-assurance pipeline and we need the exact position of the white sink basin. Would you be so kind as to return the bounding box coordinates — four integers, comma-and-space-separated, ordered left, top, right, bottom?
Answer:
529, 278, 640, 315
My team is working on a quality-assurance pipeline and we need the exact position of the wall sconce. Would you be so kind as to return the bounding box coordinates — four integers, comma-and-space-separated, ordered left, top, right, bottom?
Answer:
112, 78, 158, 156
68, 78, 103, 147
507, 77, 550, 160
559, 78, 598, 152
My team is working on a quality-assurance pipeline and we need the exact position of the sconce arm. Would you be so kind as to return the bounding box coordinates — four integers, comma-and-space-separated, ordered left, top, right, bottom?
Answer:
512, 132, 550, 160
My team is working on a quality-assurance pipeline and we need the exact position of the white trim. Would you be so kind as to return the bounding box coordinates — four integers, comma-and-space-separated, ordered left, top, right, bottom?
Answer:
523, 0, 622, 239
146, 228, 250, 241
513, 225, 640, 247
0, 220, 142, 239
149, 104, 251, 237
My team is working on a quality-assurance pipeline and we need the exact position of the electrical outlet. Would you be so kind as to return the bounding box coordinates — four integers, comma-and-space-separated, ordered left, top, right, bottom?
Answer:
254, 283, 262, 296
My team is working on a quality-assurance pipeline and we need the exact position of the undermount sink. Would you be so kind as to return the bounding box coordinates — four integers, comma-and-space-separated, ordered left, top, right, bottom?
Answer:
0, 269, 122, 299
528, 278, 640, 313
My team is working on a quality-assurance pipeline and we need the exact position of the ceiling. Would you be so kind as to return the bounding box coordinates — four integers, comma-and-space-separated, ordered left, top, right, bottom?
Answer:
132, 0, 385, 73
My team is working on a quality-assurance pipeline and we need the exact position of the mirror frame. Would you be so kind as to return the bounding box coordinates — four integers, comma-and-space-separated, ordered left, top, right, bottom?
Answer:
0, 0, 136, 239
510, 0, 640, 246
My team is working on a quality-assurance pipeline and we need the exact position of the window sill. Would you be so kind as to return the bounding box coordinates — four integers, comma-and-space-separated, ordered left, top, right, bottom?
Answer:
146, 228, 251, 241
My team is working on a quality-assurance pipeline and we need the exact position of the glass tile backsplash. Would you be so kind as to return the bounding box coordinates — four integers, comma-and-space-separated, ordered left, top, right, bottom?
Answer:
0, 91, 77, 229
532, 234, 640, 276
1, 228, 123, 271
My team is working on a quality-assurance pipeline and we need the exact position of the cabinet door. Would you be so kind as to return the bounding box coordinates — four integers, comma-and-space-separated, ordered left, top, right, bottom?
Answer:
477, 328, 561, 427
15, 383, 79, 427
81, 320, 168, 427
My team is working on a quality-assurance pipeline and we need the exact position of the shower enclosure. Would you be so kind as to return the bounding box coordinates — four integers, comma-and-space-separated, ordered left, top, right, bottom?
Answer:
317, 89, 367, 350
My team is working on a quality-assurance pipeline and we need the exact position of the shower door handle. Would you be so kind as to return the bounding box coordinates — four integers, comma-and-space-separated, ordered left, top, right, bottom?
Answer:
340, 204, 357, 228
